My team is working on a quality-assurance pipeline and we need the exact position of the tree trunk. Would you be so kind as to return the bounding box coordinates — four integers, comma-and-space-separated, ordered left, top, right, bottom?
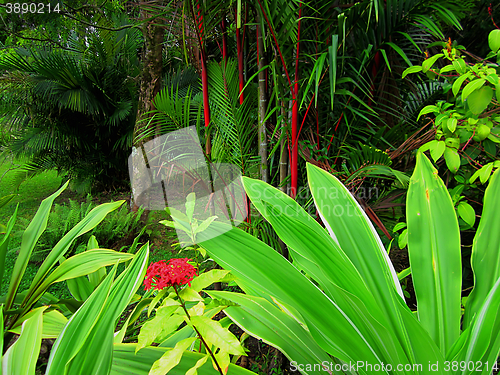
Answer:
131, 8, 164, 211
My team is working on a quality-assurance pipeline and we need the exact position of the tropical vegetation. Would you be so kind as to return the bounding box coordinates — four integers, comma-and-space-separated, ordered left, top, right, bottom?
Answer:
0, 0, 500, 374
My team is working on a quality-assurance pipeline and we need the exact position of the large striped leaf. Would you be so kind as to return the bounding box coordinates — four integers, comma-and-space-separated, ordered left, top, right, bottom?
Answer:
207, 290, 340, 375
241, 177, 377, 313
406, 152, 461, 354
46, 264, 117, 375
2, 306, 46, 375
64, 243, 149, 375
23, 250, 134, 311
26, 200, 125, 304
447, 276, 500, 373
111, 344, 257, 375
306, 163, 403, 299
464, 168, 500, 328
198, 223, 406, 373
306, 163, 415, 359
9, 309, 68, 339
5, 181, 69, 310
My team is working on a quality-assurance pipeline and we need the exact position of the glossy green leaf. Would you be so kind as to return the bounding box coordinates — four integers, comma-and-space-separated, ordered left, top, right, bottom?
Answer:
430, 141, 446, 162
452, 72, 472, 97
185, 193, 196, 223
2, 306, 46, 375
417, 105, 439, 120
111, 344, 256, 375
444, 147, 460, 173
63, 243, 149, 375
190, 315, 245, 355
149, 337, 197, 375
422, 53, 443, 73
24, 250, 133, 311
207, 290, 335, 375
137, 306, 183, 353
462, 78, 486, 102
198, 223, 404, 371
25, 201, 125, 309
467, 86, 493, 115
9, 309, 68, 339
46, 265, 117, 375
489, 29, 500, 52
464, 168, 500, 328
406, 152, 461, 354
186, 355, 209, 375
5, 181, 69, 310
457, 202, 475, 227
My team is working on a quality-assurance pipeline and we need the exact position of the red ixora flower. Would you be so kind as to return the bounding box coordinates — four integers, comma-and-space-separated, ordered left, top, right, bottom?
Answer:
144, 258, 198, 291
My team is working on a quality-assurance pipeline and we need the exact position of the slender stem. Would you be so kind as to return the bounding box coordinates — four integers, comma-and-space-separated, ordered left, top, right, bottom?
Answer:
173, 285, 224, 375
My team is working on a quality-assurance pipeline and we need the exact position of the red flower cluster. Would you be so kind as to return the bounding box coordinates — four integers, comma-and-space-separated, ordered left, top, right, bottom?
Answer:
144, 258, 198, 291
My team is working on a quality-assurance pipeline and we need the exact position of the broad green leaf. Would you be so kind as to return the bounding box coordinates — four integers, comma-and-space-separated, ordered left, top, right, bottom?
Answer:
457, 202, 475, 227
447, 118, 458, 133
462, 78, 486, 102
26, 200, 125, 308
179, 287, 203, 302
2, 306, 46, 375
467, 86, 494, 115
137, 307, 184, 353
64, 243, 149, 375
46, 265, 117, 375
489, 29, 500, 52
452, 59, 466, 74
185, 355, 209, 375
451, 276, 500, 369
385, 42, 412, 67
406, 152, 461, 354
111, 344, 256, 375
6, 181, 69, 310
306, 164, 425, 365
479, 163, 494, 184
213, 350, 230, 375
23, 250, 133, 311
398, 229, 408, 249
430, 141, 446, 162
149, 337, 196, 375
208, 290, 334, 374
190, 315, 246, 355
87, 236, 107, 288
66, 274, 94, 301
198, 223, 403, 370
148, 288, 171, 317
186, 193, 196, 223
464, 168, 500, 328
189, 269, 232, 292
422, 54, 443, 73
241, 177, 376, 303
452, 72, 472, 97
444, 147, 460, 173
0, 194, 15, 210
9, 309, 68, 339
417, 105, 439, 121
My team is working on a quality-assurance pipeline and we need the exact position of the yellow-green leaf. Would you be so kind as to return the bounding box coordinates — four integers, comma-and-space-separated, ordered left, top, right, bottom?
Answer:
149, 337, 196, 375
